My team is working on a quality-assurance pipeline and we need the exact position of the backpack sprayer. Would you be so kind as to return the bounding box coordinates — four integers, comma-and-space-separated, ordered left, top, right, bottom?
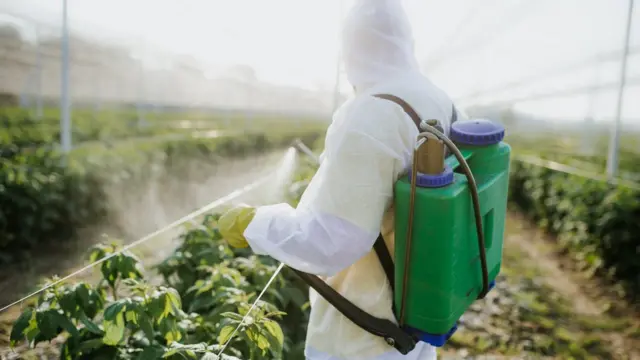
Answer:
291, 94, 511, 354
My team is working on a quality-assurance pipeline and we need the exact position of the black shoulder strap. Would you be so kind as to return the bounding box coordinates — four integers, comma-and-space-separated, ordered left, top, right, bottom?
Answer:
373, 234, 395, 292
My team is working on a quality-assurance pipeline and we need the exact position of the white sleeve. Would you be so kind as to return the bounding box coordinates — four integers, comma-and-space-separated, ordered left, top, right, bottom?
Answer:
243, 205, 376, 276
243, 99, 409, 277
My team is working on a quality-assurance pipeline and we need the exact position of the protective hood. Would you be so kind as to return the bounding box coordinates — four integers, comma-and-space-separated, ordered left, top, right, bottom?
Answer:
341, 0, 421, 90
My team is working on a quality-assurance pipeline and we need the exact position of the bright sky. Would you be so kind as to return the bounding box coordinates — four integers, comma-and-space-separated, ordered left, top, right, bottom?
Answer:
1, 0, 639, 124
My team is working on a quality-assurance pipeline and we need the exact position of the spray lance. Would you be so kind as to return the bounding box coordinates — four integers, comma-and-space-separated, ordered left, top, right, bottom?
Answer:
292, 138, 319, 164
290, 95, 511, 354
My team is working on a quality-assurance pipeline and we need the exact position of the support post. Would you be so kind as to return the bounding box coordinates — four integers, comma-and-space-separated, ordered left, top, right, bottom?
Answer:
606, 0, 634, 179
60, 0, 72, 153
36, 25, 43, 119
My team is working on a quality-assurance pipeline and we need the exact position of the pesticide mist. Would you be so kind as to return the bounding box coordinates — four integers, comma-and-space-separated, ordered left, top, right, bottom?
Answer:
263, 147, 299, 204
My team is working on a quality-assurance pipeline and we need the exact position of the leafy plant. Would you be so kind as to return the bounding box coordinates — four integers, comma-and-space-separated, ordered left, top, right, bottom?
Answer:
7, 133, 326, 359
9, 238, 287, 359
9, 157, 321, 359
0, 105, 326, 268
509, 160, 640, 302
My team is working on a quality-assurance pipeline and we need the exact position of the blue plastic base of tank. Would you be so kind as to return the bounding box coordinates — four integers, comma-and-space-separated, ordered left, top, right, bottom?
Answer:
407, 280, 497, 347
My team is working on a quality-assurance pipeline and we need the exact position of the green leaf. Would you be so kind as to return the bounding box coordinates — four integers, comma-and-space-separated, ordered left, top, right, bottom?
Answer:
58, 291, 78, 316
89, 246, 107, 263
75, 283, 91, 307
103, 301, 126, 321
281, 286, 307, 307
166, 288, 182, 311
255, 333, 270, 351
188, 296, 216, 313
138, 313, 155, 341
49, 310, 79, 338
262, 319, 284, 347
217, 325, 235, 345
160, 293, 174, 321
165, 328, 181, 343
220, 312, 244, 322
9, 308, 32, 346
102, 312, 125, 346
23, 312, 40, 343
264, 311, 287, 319
79, 313, 103, 335
35, 309, 61, 341
60, 340, 73, 360
125, 310, 139, 324
78, 338, 105, 352
136, 345, 165, 360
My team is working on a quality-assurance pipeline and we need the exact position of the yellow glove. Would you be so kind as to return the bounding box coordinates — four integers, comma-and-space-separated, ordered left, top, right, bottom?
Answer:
218, 204, 257, 248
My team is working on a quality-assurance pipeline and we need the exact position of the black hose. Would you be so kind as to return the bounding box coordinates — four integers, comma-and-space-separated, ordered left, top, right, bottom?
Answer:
419, 124, 490, 300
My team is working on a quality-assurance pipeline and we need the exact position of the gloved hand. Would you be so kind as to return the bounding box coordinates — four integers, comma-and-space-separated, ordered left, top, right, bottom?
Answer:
218, 204, 257, 248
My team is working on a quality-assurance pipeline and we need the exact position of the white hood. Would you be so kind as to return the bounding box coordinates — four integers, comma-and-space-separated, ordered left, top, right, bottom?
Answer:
341, 0, 421, 90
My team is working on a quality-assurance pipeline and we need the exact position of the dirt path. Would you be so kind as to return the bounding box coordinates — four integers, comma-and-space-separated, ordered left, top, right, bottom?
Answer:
504, 212, 640, 360
441, 212, 640, 360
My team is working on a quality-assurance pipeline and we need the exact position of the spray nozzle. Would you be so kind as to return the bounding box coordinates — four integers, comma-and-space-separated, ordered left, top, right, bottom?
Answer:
292, 138, 319, 164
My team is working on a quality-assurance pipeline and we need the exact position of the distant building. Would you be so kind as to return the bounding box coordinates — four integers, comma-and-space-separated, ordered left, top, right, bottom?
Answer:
0, 22, 337, 118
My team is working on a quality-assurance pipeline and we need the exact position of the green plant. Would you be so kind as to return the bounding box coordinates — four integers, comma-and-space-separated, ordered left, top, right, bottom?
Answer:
156, 213, 311, 359
0, 104, 326, 268
10, 239, 287, 359
8, 156, 322, 359
0, 147, 106, 265
509, 160, 640, 302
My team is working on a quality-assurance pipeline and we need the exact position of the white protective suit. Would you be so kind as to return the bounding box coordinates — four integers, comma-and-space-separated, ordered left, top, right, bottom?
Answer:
244, 0, 463, 359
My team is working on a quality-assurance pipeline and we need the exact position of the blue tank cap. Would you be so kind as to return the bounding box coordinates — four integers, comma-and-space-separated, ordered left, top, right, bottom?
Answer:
450, 119, 505, 146
408, 166, 454, 188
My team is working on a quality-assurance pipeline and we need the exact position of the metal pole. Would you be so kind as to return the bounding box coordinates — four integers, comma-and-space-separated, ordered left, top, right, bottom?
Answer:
60, 0, 72, 153
606, 0, 634, 179
136, 37, 145, 128
36, 25, 43, 119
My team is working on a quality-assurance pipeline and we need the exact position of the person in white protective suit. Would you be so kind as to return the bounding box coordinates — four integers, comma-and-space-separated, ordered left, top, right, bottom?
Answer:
218, 0, 464, 359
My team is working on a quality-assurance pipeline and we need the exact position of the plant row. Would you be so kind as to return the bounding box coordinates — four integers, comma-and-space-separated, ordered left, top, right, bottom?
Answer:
509, 160, 640, 302
8, 153, 320, 359
0, 107, 326, 150
0, 118, 325, 267
505, 133, 640, 181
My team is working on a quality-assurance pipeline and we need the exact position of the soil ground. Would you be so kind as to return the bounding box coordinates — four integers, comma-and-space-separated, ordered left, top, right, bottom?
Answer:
440, 212, 640, 360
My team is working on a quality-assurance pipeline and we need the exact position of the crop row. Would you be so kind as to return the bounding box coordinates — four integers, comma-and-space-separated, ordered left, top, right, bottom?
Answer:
0, 106, 324, 151
509, 159, 640, 302
505, 133, 640, 181
5, 149, 321, 360
0, 113, 326, 267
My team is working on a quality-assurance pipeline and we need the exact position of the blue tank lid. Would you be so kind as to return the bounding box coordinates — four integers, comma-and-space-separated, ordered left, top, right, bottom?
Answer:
408, 166, 454, 188
450, 119, 505, 146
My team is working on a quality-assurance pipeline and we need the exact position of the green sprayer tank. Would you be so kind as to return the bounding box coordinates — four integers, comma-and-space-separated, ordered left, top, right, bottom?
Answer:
393, 119, 511, 347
